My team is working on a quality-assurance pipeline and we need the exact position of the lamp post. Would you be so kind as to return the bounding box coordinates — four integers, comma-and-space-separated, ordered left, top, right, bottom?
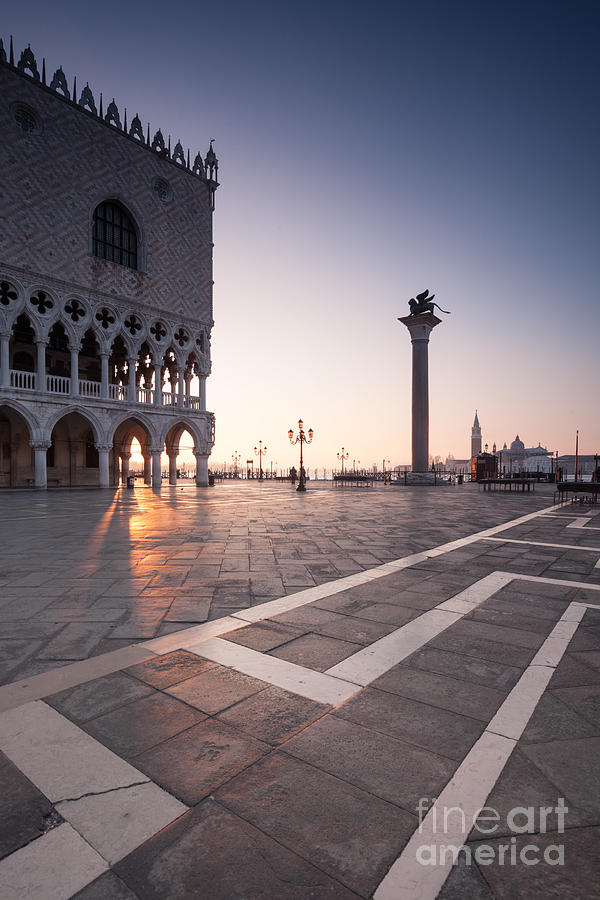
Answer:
383, 458, 390, 484
231, 450, 241, 478
254, 440, 267, 480
337, 447, 349, 474
288, 419, 313, 492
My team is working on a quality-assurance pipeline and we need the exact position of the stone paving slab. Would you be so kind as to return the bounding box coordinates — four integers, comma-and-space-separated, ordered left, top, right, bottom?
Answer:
1, 486, 600, 897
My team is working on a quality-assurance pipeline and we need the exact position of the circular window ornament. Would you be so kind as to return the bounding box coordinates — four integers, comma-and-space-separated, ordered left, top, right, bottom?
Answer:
11, 102, 42, 135
152, 177, 172, 202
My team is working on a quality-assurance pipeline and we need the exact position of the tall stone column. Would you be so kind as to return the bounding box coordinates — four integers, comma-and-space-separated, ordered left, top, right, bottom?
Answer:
398, 312, 442, 475
199, 375, 207, 410
96, 444, 112, 488
168, 452, 178, 485
143, 455, 152, 485
0, 333, 10, 387
30, 441, 50, 489
151, 449, 163, 488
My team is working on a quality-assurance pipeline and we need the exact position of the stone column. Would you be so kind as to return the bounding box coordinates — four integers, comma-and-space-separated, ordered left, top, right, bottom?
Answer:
121, 452, 131, 484
35, 340, 47, 391
151, 449, 162, 488
143, 455, 152, 485
0, 333, 10, 387
398, 312, 442, 474
30, 440, 50, 489
177, 367, 185, 407
199, 376, 207, 410
127, 358, 137, 403
100, 353, 109, 400
194, 451, 209, 486
96, 444, 112, 488
153, 363, 163, 406
168, 452, 178, 485
70, 345, 80, 396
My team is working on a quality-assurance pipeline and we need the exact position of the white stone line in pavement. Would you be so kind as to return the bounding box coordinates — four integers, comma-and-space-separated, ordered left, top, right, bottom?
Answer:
326, 572, 514, 685
374, 592, 590, 900
143, 615, 248, 654
485, 536, 600, 552
486, 665, 555, 741
567, 517, 600, 530
0, 701, 187, 868
0, 823, 108, 900
374, 731, 516, 900
144, 503, 564, 655
184, 637, 360, 705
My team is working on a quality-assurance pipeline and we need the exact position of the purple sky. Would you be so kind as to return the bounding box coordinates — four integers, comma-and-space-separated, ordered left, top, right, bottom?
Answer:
5, 1, 599, 468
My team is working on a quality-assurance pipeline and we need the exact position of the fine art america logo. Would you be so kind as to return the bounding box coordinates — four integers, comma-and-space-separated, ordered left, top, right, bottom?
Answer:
416, 798, 567, 866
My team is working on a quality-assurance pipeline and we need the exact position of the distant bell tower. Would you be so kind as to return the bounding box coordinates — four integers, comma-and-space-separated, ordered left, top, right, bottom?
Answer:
471, 410, 482, 457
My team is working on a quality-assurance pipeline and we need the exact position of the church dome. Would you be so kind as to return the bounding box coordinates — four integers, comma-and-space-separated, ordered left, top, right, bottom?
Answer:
510, 435, 525, 451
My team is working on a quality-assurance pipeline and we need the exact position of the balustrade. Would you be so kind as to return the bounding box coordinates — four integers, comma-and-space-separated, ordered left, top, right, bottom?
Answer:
137, 387, 153, 404
9, 369, 36, 390
108, 383, 128, 401
5, 370, 202, 413
46, 375, 71, 394
79, 378, 101, 397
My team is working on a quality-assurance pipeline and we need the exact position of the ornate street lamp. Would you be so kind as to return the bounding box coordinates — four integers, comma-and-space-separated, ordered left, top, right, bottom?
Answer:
231, 450, 241, 478
254, 440, 267, 480
337, 447, 349, 475
288, 419, 314, 492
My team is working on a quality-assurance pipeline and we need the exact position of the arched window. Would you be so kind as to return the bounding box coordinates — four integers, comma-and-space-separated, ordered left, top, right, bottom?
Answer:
93, 201, 138, 269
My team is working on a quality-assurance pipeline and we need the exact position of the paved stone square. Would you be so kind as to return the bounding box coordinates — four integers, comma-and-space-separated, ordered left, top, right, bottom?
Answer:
1, 481, 600, 898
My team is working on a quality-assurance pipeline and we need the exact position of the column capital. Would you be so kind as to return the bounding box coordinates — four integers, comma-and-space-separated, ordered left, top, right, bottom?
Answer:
100, 349, 110, 359
30, 440, 51, 451
95, 443, 112, 453
398, 313, 442, 342
35, 337, 49, 346
149, 446, 163, 455
120, 451, 132, 461
193, 448, 210, 459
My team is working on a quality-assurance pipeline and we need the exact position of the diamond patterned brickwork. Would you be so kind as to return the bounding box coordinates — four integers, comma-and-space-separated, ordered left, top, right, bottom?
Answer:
0, 65, 214, 323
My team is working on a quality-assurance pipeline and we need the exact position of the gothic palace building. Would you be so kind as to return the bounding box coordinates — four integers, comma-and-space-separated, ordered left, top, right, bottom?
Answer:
0, 38, 217, 488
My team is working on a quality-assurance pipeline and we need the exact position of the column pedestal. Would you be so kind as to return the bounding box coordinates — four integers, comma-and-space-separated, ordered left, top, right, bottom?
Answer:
398, 312, 441, 477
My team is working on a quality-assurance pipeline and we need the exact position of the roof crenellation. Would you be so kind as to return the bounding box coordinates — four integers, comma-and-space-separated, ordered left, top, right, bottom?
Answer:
0, 35, 219, 187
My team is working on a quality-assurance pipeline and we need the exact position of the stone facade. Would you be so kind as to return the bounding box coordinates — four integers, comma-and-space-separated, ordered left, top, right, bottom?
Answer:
0, 39, 218, 488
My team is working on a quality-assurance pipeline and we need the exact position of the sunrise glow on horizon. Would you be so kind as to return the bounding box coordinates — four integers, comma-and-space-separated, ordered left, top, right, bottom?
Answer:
5, 0, 599, 470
